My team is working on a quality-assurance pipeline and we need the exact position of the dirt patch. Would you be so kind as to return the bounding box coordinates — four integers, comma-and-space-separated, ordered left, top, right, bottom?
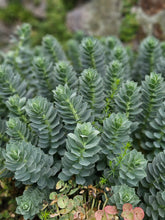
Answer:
140, 0, 165, 15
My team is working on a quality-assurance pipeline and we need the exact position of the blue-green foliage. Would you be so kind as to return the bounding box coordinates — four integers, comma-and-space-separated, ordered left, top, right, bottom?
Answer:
117, 149, 147, 187
0, 65, 28, 101
33, 57, 55, 100
111, 45, 131, 79
53, 84, 92, 131
104, 60, 124, 112
79, 68, 105, 118
67, 39, 82, 74
134, 36, 162, 81
42, 35, 66, 64
108, 184, 140, 211
26, 96, 65, 155
16, 186, 48, 220
138, 150, 165, 220
54, 61, 78, 89
80, 37, 106, 75
136, 72, 165, 154
144, 102, 165, 154
101, 36, 121, 64
59, 122, 101, 185
101, 113, 132, 161
6, 117, 36, 144
114, 80, 142, 125
6, 95, 27, 119
3, 141, 60, 189
1, 23, 165, 220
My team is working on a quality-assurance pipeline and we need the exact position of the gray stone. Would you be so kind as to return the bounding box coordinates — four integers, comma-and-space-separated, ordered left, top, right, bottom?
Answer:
67, 0, 123, 36
0, 0, 7, 8
0, 21, 15, 51
133, 6, 165, 37
22, 0, 47, 19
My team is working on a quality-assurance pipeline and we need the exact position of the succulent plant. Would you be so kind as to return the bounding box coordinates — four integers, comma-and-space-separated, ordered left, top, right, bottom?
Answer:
3, 141, 59, 189
108, 184, 140, 211
53, 84, 92, 131
101, 113, 132, 161
59, 122, 101, 185
79, 68, 105, 118
118, 149, 147, 187
1, 23, 165, 220
16, 186, 48, 220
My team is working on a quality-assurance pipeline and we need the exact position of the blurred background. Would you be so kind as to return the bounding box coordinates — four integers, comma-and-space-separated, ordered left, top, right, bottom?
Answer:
0, 0, 165, 50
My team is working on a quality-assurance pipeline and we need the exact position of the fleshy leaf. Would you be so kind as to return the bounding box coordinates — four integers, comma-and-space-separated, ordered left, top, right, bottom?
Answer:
57, 195, 69, 209
123, 203, 133, 212
104, 205, 118, 215
133, 207, 145, 220
95, 210, 104, 220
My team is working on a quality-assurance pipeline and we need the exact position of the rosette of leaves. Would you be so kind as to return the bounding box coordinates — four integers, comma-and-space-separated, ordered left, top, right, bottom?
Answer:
59, 122, 101, 185
67, 39, 82, 74
0, 147, 12, 178
140, 150, 165, 194
136, 72, 165, 151
42, 35, 66, 64
104, 60, 123, 95
25, 96, 65, 155
140, 72, 165, 124
0, 96, 8, 117
0, 65, 28, 101
54, 61, 78, 89
3, 141, 59, 189
11, 23, 31, 47
108, 184, 140, 211
101, 36, 121, 64
114, 80, 142, 125
7, 24, 34, 87
133, 36, 161, 81
142, 191, 165, 220
155, 56, 165, 78
6, 117, 36, 145
16, 186, 48, 220
142, 101, 165, 159
111, 45, 131, 79
160, 41, 165, 57
118, 149, 147, 187
101, 113, 132, 161
11, 48, 34, 87
53, 84, 92, 131
33, 56, 55, 100
0, 118, 7, 147
80, 37, 106, 75
79, 68, 105, 118
6, 95, 28, 122
104, 60, 124, 112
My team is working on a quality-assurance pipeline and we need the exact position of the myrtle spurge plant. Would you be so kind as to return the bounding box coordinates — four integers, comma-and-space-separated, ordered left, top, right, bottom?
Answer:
0, 23, 165, 220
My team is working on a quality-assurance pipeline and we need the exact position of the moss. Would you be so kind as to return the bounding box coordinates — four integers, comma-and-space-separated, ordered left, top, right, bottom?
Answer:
122, 0, 138, 14
120, 0, 139, 42
0, 3, 35, 25
0, 0, 73, 47
120, 14, 139, 42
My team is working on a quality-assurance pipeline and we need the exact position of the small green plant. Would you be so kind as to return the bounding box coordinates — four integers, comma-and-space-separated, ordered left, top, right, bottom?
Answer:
1, 23, 165, 220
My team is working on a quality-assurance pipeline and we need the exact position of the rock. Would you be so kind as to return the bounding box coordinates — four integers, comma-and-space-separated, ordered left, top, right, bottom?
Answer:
67, 0, 123, 36
22, 0, 47, 19
133, 6, 165, 39
0, 21, 15, 51
140, 0, 165, 15
0, 0, 7, 8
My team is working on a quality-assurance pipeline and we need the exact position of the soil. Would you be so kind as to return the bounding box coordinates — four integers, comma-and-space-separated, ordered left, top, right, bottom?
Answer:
140, 0, 165, 15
